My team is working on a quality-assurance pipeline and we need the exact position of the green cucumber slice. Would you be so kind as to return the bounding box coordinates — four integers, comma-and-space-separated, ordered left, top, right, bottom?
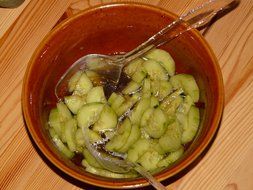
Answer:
52, 134, 74, 158
83, 148, 103, 169
64, 95, 85, 114
124, 58, 144, 77
141, 78, 151, 98
93, 105, 117, 132
159, 121, 183, 153
181, 106, 200, 144
137, 150, 163, 171
111, 94, 125, 111
129, 97, 150, 124
64, 119, 77, 152
122, 81, 141, 95
116, 93, 140, 116
143, 59, 168, 81
141, 108, 167, 138
76, 128, 102, 146
150, 96, 159, 108
48, 108, 64, 139
118, 124, 141, 153
86, 86, 106, 103
74, 72, 93, 95
57, 102, 72, 121
170, 74, 199, 102
145, 48, 175, 76
158, 80, 173, 100
77, 103, 104, 128
68, 71, 82, 92
127, 138, 150, 162
157, 147, 184, 167
131, 69, 147, 83
105, 118, 132, 152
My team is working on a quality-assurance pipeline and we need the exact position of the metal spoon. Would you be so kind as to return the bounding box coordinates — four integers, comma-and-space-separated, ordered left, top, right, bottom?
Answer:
56, 0, 236, 189
55, 0, 236, 99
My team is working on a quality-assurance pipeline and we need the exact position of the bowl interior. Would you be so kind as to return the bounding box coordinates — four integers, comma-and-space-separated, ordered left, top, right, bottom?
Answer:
23, 3, 223, 188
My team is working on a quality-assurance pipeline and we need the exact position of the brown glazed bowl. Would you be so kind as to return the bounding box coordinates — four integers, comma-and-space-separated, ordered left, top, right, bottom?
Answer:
22, 3, 224, 189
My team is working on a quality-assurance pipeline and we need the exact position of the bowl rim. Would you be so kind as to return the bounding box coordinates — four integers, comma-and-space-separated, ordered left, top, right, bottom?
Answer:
22, 2, 224, 189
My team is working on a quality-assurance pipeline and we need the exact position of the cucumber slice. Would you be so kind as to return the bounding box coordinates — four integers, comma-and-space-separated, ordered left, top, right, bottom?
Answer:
150, 139, 166, 155
145, 48, 175, 76
182, 106, 200, 144
74, 72, 93, 95
48, 108, 64, 139
124, 58, 144, 77
116, 93, 140, 116
132, 69, 147, 83
57, 102, 72, 121
118, 124, 141, 153
108, 92, 118, 105
141, 78, 151, 98
170, 74, 199, 102
137, 150, 163, 171
82, 159, 138, 178
151, 80, 160, 97
93, 105, 117, 132
158, 80, 173, 101
76, 128, 102, 146
127, 138, 150, 162
141, 108, 167, 138
177, 95, 194, 114
143, 59, 168, 81
77, 103, 104, 128
83, 148, 103, 169
111, 94, 125, 111
52, 135, 74, 158
129, 98, 150, 124
86, 86, 106, 104
157, 147, 184, 167
105, 118, 132, 152
150, 96, 159, 108
160, 89, 184, 116
68, 71, 82, 92
64, 95, 85, 114
64, 119, 77, 152
159, 121, 183, 153
122, 81, 141, 95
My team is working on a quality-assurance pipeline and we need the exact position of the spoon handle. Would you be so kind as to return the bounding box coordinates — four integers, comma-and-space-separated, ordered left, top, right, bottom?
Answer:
120, 0, 237, 64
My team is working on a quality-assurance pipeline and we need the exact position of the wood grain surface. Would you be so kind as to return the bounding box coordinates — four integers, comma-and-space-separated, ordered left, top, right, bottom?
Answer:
0, 0, 253, 190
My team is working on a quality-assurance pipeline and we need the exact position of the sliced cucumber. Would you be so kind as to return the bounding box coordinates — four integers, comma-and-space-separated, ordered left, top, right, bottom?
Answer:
160, 89, 184, 116
64, 95, 85, 114
82, 159, 137, 178
131, 69, 147, 83
177, 95, 194, 114
64, 119, 77, 152
76, 128, 102, 146
150, 96, 159, 108
57, 102, 72, 121
150, 139, 166, 155
145, 48, 175, 76
141, 108, 167, 138
68, 71, 82, 92
118, 124, 141, 153
129, 98, 150, 124
105, 118, 132, 152
181, 106, 200, 144
111, 94, 125, 112
52, 135, 74, 158
48, 108, 64, 139
127, 138, 150, 162
74, 72, 93, 95
122, 81, 141, 95
86, 86, 106, 104
157, 147, 184, 167
124, 58, 144, 77
158, 80, 173, 100
141, 78, 151, 98
108, 92, 118, 105
170, 74, 199, 102
116, 93, 140, 116
137, 150, 163, 171
159, 121, 183, 153
83, 148, 103, 169
143, 59, 168, 81
77, 103, 104, 128
93, 105, 117, 132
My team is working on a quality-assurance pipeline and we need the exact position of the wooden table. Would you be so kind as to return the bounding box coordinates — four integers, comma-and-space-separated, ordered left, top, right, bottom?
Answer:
0, 0, 252, 189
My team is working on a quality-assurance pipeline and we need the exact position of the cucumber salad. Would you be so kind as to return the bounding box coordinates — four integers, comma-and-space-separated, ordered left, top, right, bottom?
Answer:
48, 48, 200, 178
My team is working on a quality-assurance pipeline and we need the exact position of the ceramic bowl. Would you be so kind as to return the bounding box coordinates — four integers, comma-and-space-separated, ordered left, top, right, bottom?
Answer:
22, 3, 224, 189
